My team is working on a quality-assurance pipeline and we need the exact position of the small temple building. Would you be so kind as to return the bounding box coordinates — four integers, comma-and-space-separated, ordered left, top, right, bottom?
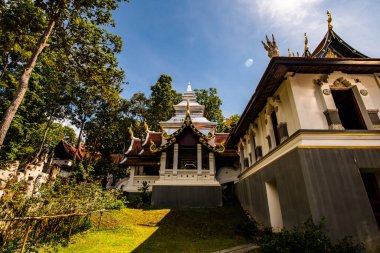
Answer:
120, 84, 235, 208
230, 11, 380, 252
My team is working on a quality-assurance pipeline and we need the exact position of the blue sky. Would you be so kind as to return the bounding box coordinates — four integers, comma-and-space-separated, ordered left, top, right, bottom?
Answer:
110, 0, 380, 117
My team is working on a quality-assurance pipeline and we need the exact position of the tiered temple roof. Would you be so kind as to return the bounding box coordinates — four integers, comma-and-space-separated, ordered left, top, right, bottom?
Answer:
120, 84, 230, 166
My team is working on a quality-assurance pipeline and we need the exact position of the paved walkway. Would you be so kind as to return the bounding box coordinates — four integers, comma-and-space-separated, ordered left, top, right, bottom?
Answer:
213, 243, 260, 253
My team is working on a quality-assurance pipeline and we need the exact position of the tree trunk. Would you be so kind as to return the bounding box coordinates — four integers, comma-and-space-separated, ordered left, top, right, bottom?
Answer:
0, 18, 57, 147
73, 120, 85, 164
33, 117, 53, 162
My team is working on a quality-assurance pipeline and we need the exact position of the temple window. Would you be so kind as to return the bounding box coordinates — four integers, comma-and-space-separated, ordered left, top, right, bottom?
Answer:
179, 146, 197, 169
239, 144, 244, 171
270, 110, 280, 146
249, 129, 257, 163
331, 89, 367, 130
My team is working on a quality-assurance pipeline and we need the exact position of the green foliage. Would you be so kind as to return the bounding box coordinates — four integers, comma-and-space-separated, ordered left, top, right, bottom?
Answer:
194, 88, 225, 131
128, 181, 151, 208
260, 218, 365, 253
219, 114, 240, 133
1, 122, 76, 163
92, 157, 128, 179
146, 74, 181, 131
0, 177, 125, 251
0, 0, 126, 159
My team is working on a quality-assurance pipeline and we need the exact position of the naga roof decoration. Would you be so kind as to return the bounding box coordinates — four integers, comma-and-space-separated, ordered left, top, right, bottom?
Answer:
149, 107, 226, 154
311, 11, 368, 58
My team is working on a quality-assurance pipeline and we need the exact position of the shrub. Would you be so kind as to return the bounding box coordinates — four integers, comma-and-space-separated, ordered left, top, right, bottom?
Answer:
261, 218, 365, 253
0, 178, 124, 251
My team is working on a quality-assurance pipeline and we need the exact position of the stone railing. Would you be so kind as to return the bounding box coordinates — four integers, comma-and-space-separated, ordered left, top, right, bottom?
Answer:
132, 175, 160, 186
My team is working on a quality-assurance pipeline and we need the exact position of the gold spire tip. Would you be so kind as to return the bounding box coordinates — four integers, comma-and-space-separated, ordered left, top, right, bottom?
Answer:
327, 10, 333, 31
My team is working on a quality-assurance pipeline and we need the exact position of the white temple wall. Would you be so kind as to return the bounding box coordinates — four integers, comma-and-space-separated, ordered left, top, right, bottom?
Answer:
289, 74, 329, 130
355, 74, 380, 118
289, 72, 380, 130
276, 79, 301, 135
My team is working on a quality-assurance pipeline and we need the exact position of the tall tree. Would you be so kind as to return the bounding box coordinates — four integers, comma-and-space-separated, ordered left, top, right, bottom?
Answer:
0, 0, 127, 146
194, 88, 224, 131
147, 74, 181, 131
220, 114, 240, 133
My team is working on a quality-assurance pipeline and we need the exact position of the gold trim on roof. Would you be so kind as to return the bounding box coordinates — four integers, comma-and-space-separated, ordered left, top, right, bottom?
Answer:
144, 121, 149, 133
186, 98, 190, 116
161, 128, 171, 140
129, 125, 134, 140
150, 140, 157, 152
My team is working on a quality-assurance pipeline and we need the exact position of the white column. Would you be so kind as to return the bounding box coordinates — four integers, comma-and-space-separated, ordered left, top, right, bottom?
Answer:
173, 144, 178, 176
197, 144, 202, 175
128, 167, 135, 185
159, 152, 166, 176
209, 152, 215, 176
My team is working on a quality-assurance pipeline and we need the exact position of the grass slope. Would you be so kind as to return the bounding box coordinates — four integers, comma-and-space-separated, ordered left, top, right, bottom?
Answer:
50, 201, 251, 253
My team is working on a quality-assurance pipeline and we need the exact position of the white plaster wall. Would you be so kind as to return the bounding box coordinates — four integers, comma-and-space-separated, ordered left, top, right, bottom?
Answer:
353, 74, 380, 115
275, 80, 300, 136
289, 74, 328, 130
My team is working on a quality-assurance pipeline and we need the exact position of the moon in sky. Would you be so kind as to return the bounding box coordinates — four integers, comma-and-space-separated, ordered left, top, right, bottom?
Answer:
245, 58, 253, 67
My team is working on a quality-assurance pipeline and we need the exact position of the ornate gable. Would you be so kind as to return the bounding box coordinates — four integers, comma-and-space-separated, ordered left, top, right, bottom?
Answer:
311, 11, 368, 58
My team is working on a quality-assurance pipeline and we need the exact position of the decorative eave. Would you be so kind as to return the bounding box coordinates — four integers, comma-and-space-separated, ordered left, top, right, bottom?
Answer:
142, 131, 162, 147
312, 30, 368, 58
125, 137, 142, 156
150, 110, 226, 154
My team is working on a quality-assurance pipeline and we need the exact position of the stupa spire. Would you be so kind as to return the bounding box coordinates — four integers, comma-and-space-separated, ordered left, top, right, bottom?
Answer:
187, 82, 192, 92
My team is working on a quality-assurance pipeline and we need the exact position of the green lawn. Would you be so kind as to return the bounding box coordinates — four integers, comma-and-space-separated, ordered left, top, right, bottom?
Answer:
45, 201, 252, 253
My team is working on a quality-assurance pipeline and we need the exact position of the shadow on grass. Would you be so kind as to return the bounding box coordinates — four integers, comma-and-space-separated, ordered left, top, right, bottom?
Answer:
131, 199, 252, 253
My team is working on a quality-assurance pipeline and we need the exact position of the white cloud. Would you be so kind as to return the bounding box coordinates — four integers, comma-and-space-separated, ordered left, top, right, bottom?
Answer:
254, 0, 323, 26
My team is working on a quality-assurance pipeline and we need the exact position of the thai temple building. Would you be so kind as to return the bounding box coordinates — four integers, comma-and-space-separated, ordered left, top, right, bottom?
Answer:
230, 11, 380, 252
120, 84, 235, 207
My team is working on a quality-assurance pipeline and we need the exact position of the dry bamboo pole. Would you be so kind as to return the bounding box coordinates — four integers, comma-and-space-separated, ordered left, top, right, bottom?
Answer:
97, 211, 103, 230
20, 224, 31, 253
67, 216, 73, 241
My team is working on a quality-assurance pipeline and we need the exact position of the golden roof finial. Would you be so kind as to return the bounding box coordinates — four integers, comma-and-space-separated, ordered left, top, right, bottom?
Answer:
186, 98, 190, 116
129, 125, 134, 139
143, 121, 149, 133
304, 33, 311, 57
327, 10, 333, 31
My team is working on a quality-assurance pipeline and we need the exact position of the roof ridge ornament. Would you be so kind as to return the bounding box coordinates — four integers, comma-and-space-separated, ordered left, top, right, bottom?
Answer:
129, 125, 134, 140
261, 34, 280, 58
304, 33, 311, 57
144, 121, 149, 133
327, 10, 333, 31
